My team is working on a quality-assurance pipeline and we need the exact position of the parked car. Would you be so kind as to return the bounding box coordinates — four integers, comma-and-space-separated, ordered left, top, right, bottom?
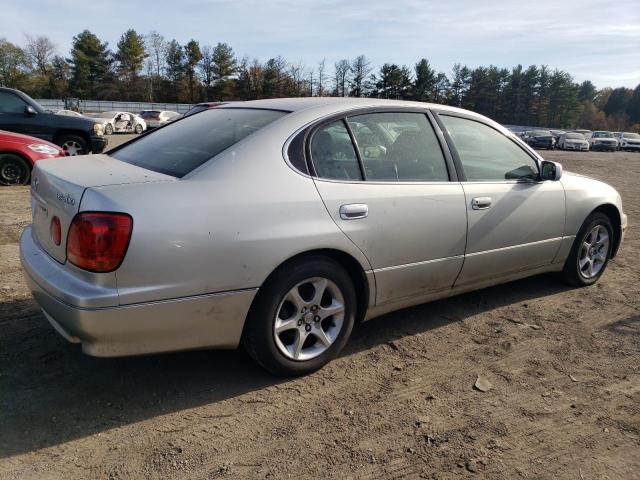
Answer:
183, 102, 230, 117
557, 132, 589, 151
0, 129, 64, 185
20, 98, 627, 376
138, 110, 181, 128
550, 130, 566, 144
0, 87, 107, 155
91, 111, 146, 135
523, 129, 555, 150
589, 131, 618, 151
617, 132, 640, 151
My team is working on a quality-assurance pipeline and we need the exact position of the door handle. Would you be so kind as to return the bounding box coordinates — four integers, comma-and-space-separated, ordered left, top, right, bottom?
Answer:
471, 197, 492, 210
340, 203, 369, 220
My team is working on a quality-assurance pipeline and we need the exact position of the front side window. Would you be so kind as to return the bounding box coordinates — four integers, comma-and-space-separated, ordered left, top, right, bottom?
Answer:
440, 115, 539, 182
0, 92, 28, 113
310, 120, 361, 181
110, 108, 287, 177
346, 112, 448, 182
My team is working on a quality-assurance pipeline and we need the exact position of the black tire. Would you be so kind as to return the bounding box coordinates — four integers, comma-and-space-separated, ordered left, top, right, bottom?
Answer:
242, 256, 357, 376
104, 124, 113, 135
0, 154, 30, 186
562, 212, 614, 287
57, 134, 88, 156
134, 124, 143, 134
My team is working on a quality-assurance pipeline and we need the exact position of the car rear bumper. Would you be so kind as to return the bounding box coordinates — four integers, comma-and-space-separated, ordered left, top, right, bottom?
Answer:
20, 226, 256, 357
90, 135, 108, 153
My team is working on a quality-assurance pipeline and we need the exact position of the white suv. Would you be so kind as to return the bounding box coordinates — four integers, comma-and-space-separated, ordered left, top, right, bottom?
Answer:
618, 132, 640, 151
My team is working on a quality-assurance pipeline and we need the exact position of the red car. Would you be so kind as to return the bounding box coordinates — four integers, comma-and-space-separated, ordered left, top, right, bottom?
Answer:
0, 130, 65, 186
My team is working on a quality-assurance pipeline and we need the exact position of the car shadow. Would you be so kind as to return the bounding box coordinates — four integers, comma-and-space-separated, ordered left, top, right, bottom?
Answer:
0, 273, 571, 458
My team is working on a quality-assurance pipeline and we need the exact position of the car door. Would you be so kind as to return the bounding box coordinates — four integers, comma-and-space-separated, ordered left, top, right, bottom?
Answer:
435, 112, 565, 287
0, 90, 34, 136
310, 110, 468, 306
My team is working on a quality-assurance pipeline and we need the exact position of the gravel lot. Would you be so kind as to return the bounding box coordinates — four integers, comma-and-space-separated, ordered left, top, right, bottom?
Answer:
0, 147, 639, 479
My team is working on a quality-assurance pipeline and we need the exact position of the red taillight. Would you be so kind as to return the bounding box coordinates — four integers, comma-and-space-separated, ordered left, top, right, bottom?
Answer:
66, 212, 133, 272
50, 216, 61, 246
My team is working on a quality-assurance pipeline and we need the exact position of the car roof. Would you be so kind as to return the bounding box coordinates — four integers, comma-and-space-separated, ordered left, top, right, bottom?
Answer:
229, 97, 472, 116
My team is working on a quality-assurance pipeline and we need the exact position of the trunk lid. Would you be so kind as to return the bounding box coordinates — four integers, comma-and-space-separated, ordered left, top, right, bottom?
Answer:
30, 154, 173, 263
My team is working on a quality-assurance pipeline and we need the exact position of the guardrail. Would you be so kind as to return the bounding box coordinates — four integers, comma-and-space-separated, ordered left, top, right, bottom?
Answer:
35, 99, 195, 114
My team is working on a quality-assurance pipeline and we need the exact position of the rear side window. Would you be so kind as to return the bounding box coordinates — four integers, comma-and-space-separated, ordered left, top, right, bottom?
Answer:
440, 115, 539, 182
310, 120, 362, 181
110, 108, 287, 177
347, 112, 448, 181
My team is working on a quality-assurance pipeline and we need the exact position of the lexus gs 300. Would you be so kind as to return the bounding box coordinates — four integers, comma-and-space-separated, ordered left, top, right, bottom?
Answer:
20, 98, 627, 375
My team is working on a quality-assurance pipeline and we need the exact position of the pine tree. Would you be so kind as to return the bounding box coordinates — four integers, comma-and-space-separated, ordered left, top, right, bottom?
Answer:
67, 30, 113, 98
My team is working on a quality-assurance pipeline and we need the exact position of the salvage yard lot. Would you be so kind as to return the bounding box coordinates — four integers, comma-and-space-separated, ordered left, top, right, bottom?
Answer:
0, 148, 639, 479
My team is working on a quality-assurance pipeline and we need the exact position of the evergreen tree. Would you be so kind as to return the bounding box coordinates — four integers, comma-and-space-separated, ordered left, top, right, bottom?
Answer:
164, 39, 184, 101
184, 39, 202, 102
412, 59, 436, 102
68, 30, 112, 98
115, 29, 147, 82
211, 43, 237, 100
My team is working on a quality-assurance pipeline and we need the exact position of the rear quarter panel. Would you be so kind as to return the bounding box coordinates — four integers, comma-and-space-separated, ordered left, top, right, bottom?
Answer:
82, 117, 372, 306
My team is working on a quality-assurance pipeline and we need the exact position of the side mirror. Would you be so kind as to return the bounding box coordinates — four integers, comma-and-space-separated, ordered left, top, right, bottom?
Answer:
540, 160, 562, 181
25, 105, 37, 116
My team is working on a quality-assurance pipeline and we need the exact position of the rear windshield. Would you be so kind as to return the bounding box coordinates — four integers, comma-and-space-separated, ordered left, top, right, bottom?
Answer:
110, 108, 288, 177
184, 105, 209, 116
139, 110, 161, 118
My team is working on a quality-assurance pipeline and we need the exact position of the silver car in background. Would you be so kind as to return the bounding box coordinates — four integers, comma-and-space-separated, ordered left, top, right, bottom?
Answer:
20, 98, 627, 376
139, 110, 181, 128
557, 132, 589, 151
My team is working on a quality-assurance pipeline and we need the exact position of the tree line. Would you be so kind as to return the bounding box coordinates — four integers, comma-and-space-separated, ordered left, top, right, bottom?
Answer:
1, 30, 639, 131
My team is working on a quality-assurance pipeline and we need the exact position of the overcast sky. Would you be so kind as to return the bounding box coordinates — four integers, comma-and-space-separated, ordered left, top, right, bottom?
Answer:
3, 0, 639, 88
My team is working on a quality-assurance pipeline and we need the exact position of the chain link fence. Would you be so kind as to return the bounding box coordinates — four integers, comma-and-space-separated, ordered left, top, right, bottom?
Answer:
35, 99, 195, 114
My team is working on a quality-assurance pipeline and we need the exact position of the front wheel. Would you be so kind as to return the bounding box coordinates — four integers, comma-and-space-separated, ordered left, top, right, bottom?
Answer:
57, 134, 88, 156
0, 154, 30, 186
562, 212, 613, 287
242, 257, 356, 376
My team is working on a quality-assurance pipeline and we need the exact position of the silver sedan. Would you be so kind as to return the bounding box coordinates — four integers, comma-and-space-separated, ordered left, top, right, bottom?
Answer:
20, 98, 627, 376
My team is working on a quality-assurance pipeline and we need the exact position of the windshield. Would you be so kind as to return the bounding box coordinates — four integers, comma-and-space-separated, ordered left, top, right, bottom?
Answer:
623, 133, 640, 139
532, 130, 551, 136
566, 133, 585, 139
184, 105, 210, 117
140, 110, 161, 118
110, 108, 288, 177
593, 132, 612, 138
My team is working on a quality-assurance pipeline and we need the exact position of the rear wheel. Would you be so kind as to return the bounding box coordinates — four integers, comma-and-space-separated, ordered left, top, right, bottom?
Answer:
57, 134, 88, 156
242, 257, 356, 376
562, 212, 613, 287
0, 154, 30, 186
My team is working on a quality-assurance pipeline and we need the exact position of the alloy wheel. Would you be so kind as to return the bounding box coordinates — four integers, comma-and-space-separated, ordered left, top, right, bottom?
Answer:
578, 224, 609, 279
62, 140, 84, 156
273, 277, 345, 361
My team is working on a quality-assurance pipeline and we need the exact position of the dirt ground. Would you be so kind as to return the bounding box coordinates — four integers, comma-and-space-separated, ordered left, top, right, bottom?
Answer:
1, 145, 639, 479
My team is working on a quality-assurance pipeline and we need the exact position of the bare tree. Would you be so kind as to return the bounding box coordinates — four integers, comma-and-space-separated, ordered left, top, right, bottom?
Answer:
333, 59, 350, 97
199, 44, 214, 97
349, 55, 372, 97
24, 34, 56, 75
145, 31, 166, 78
317, 58, 326, 97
